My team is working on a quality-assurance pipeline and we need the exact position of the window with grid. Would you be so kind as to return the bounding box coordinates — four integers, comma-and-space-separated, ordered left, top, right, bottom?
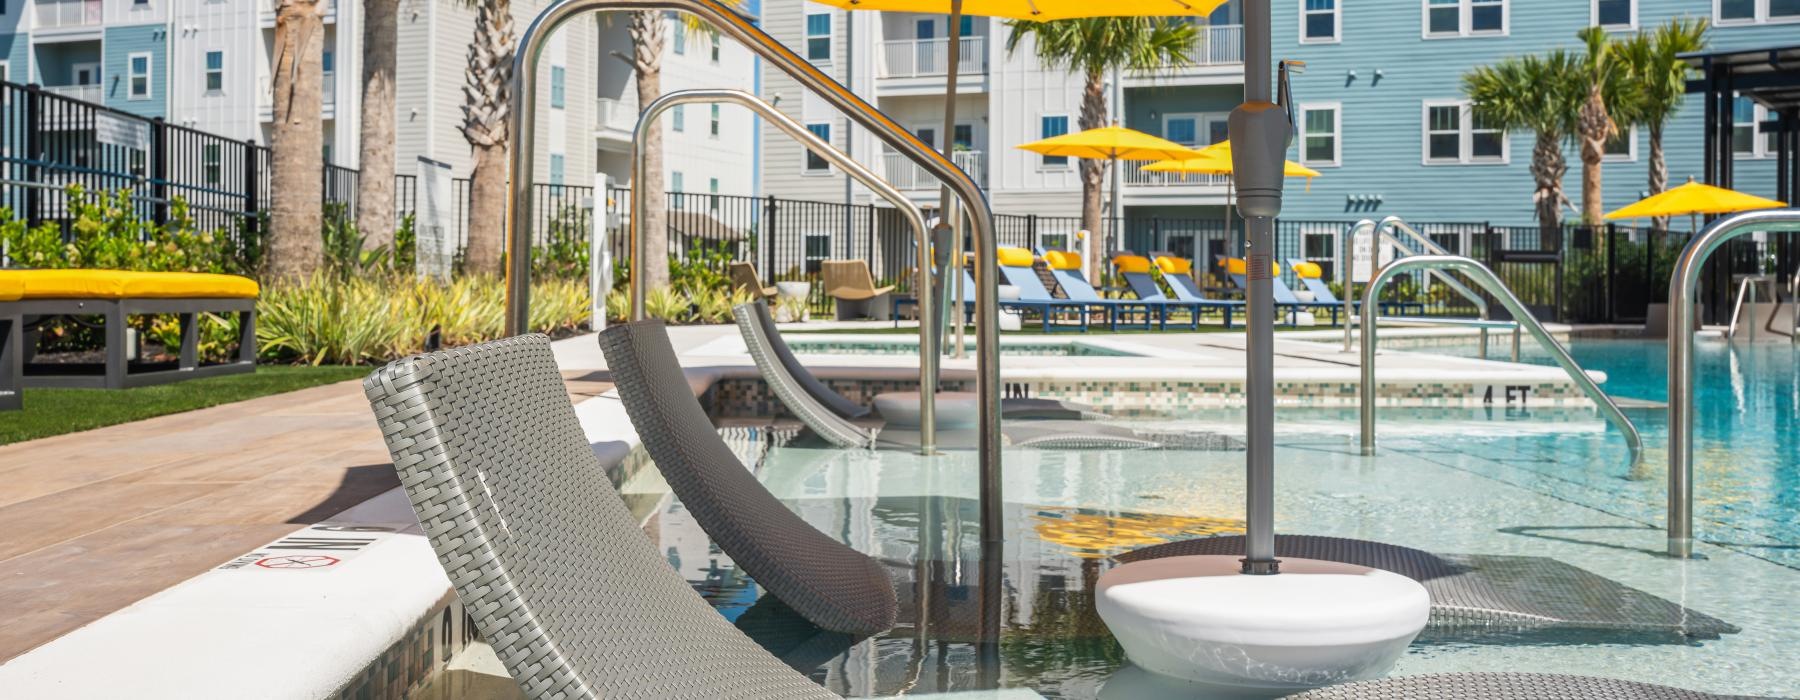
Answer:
1426, 0, 1505, 36
1718, 0, 1799, 23
129, 54, 151, 99
710, 104, 721, 137
1303, 0, 1338, 41
203, 144, 221, 185
806, 14, 832, 62
550, 66, 565, 109
1594, 0, 1633, 27
805, 123, 831, 171
1300, 105, 1338, 165
1426, 105, 1461, 161
1040, 115, 1069, 167
205, 51, 224, 93
672, 104, 685, 132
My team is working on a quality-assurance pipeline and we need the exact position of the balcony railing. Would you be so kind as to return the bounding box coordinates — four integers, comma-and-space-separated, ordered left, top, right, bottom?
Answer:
879, 36, 986, 79
43, 84, 102, 103
255, 74, 338, 115
35, 0, 101, 29
1120, 160, 1230, 188
881, 149, 985, 190
596, 97, 636, 133
1185, 24, 1243, 67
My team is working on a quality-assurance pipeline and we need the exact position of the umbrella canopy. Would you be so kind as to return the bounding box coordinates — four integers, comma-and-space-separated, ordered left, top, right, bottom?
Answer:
1604, 180, 1787, 220
1015, 125, 1205, 162
1144, 140, 1322, 179
810, 0, 1229, 21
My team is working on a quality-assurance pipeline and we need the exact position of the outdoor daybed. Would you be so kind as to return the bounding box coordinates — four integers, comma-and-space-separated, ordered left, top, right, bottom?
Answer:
0, 270, 258, 402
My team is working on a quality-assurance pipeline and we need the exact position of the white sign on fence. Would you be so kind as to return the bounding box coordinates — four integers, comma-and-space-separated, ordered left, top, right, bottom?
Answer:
95, 113, 151, 151
1351, 228, 1375, 282
414, 157, 456, 281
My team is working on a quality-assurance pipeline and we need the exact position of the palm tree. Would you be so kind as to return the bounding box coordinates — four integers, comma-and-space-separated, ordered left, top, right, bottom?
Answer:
1617, 19, 1708, 233
1005, 18, 1196, 279
1464, 51, 1584, 246
356, 0, 400, 251
1575, 26, 1632, 226
461, 0, 515, 276
628, 10, 671, 292
268, 0, 326, 280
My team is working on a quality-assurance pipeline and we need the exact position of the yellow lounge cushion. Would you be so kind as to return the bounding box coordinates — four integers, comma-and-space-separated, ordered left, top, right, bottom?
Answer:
997, 247, 1037, 268
0, 269, 261, 300
1043, 250, 1083, 270
0, 274, 22, 302
1219, 257, 1281, 277
1113, 255, 1153, 274
1153, 256, 1192, 276
1291, 261, 1324, 279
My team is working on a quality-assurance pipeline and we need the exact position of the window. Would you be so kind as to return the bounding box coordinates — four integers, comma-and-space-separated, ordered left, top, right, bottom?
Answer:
1039, 115, 1069, 167
1164, 114, 1200, 145
204, 51, 224, 93
805, 13, 832, 62
1423, 100, 1507, 164
128, 53, 151, 100
322, 49, 334, 93
805, 233, 831, 273
1299, 104, 1340, 166
549, 153, 565, 193
1593, 0, 1634, 28
1302, 0, 1339, 42
1732, 96, 1778, 157
202, 144, 221, 185
804, 123, 831, 172
953, 123, 973, 150
1424, 0, 1507, 37
550, 66, 565, 109
709, 177, 719, 194
1715, 0, 1800, 23
958, 15, 973, 36
1603, 127, 1636, 161
134, 0, 148, 5
710, 34, 721, 62
709, 104, 720, 137
673, 23, 686, 55
672, 104, 685, 132
671, 171, 684, 209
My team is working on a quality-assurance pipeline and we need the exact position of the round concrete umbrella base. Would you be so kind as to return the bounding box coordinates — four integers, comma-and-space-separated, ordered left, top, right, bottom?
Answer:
873, 391, 978, 430
1096, 554, 1429, 693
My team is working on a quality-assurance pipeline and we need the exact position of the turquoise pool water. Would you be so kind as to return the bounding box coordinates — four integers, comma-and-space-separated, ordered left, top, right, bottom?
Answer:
628, 339, 1800, 698
784, 338, 1135, 357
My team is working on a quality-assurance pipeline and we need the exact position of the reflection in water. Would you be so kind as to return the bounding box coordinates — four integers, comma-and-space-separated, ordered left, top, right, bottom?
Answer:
1032, 507, 1245, 560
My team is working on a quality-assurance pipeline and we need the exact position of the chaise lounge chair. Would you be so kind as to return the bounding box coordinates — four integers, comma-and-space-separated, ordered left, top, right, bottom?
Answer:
0, 269, 257, 401
1284, 258, 1425, 317
1117, 255, 1238, 329
729, 261, 779, 301
597, 322, 898, 634
1041, 251, 1162, 330
996, 247, 1113, 333
1214, 255, 1340, 326
363, 334, 843, 698
822, 260, 895, 321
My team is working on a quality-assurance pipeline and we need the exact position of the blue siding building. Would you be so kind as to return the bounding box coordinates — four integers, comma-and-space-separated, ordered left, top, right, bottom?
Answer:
101, 24, 165, 118
1116, 0, 1794, 233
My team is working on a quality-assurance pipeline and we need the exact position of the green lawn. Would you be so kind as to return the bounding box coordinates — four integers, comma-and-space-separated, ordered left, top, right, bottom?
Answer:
0, 365, 369, 445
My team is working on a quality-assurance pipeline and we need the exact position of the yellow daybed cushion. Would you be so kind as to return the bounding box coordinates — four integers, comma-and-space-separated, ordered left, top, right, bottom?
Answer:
1291, 261, 1324, 279
997, 247, 1037, 268
1042, 250, 1083, 270
1219, 257, 1282, 277
1113, 255, 1153, 274
0, 269, 260, 300
1153, 256, 1192, 275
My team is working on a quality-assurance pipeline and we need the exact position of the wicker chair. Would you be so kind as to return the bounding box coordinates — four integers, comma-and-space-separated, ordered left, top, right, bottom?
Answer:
730, 261, 779, 300
598, 320, 898, 635
363, 334, 837, 699
821, 260, 895, 320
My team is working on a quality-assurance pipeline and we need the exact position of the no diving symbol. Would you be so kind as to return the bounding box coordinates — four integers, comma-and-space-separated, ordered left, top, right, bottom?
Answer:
255, 555, 340, 570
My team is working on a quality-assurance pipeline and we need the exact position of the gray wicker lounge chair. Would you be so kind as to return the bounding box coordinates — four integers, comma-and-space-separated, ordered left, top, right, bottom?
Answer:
1284, 672, 1751, 699
363, 334, 838, 699
737, 301, 1104, 422
599, 321, 898, 635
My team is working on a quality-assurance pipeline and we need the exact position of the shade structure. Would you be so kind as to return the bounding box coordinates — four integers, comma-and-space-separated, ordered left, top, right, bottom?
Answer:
1604, 180, 1787, 220
1015, 125, 1206, 162
810, 0, 1229, 21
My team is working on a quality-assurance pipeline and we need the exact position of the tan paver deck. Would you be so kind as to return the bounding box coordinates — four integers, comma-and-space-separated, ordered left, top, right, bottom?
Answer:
0, 372, 611, 664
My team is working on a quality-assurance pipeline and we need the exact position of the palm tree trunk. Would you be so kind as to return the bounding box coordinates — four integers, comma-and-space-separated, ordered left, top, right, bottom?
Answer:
1078, 68, 1107, 282
1530, 133, 1569, 248
356, 0, 398, 252
631, 10, 670, 292
1647, 121, 1668, 234
461, 0, 514, 276
268, 0, 325, 281
1578, 86, 1608, 227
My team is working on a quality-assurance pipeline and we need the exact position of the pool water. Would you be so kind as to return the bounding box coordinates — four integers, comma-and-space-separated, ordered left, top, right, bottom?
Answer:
784, 338, 1135, 357
628, 338, 1800, 698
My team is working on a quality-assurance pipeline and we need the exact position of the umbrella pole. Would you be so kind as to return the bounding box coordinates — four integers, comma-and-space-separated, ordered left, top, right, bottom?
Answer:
936, 1, 964, 356
1235, 0, 1280, 576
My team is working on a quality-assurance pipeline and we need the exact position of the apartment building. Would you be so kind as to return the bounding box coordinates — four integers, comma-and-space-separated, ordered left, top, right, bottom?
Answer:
760, 0, 1792, 259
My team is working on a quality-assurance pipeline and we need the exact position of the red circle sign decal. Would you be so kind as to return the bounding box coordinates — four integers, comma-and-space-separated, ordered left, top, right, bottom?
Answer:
255, 555, 341, 569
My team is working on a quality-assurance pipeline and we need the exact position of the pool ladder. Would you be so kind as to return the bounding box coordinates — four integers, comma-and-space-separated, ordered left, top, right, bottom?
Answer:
1341, 217, 1519, 360
1357, 254, 1645, 470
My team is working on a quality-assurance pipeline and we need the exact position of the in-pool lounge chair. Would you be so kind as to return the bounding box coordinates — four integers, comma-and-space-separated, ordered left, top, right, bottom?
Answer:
0, 269, 257, 398
1117, 255, 1237, 329
728, 261, 778, 301
363, 334, 849, 698
822, 260, 895, 321
1214, 255, 1341, 326
1040, 250, 1162, 330
1284, 258, 1425, 317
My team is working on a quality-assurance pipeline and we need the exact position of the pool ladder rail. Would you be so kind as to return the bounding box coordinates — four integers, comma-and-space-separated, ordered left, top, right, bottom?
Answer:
1341, 217, 1518, 360
1357, 254, 1645, 470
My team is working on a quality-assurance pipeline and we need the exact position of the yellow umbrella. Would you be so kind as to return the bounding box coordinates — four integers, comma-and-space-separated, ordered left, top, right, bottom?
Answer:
811, 0, 1229, 21
1016, 124, 1206, 162
1605, 179, 1786, 221
1145, 140, 1322, 179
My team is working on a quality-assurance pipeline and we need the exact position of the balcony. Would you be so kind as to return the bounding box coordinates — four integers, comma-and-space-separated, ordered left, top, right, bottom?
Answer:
43, 84, 102, 104
596, 98, 637, 133
34, 0, 102, 29
1188, 24, 1244, 66
255, 73, 338, 122
878, 36, 986, 79
1120, 160, 1229, 188
881, 149, 985, 191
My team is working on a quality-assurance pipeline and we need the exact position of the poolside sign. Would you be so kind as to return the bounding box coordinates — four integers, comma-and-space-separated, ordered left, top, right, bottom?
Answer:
1351, 228, 1374, 282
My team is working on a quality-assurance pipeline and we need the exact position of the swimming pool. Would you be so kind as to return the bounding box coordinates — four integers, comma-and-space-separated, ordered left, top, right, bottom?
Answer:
629, 338, 1800, 698
783, 338, 1138, 357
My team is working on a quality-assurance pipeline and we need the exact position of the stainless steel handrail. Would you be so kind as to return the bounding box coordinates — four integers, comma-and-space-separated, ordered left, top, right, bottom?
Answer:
1341, 217, 1504, 356
1361, 255, 1644, 468
1666, 209, 1800, 558
503, 0, 1003, 554
630, 89, 938, 453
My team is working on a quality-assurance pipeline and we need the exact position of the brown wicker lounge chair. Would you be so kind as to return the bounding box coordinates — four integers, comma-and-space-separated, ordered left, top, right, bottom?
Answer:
729, 261, 778, 300
821, 260, 895, 320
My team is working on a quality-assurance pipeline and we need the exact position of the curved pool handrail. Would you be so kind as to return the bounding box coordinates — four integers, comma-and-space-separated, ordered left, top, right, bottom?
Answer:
1342, 217, 1500, 356
502, 0, 1003, 558
631, 89, 937, 453
1376, 216, 1492, 321
1359, 254, 1644, 468
1666, 209, 1800, 558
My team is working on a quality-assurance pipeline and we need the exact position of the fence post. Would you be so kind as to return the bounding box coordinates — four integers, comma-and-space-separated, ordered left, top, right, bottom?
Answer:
150, 118, 169, 226
1027, 214, 1037, 250
1554, 225, 1567, 323
241, 139, 259, 243
763, 195, 778, 281
1604, 222, 1616, 323
866, 203, 876, 278
23, 84, 41, 230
